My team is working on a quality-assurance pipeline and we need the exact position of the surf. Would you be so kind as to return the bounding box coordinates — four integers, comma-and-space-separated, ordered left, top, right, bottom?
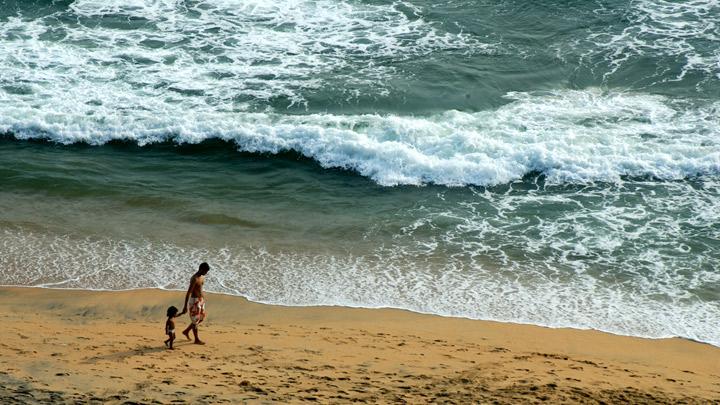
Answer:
2, 89, 719, 186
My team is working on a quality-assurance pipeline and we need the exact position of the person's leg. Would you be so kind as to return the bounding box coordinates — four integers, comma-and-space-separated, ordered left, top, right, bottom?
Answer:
182, 323, 193, 340
190, 324, 204, 344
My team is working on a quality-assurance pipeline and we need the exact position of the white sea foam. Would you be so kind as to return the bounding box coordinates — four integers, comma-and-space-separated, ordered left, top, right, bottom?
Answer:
1, 88, 719, 186
1, 227, 718, 347
584, 0, 720, 82
0, 0, 489, 108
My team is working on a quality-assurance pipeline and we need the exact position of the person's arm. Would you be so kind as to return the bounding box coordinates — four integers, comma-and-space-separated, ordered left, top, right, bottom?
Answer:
180, 277, 196, 315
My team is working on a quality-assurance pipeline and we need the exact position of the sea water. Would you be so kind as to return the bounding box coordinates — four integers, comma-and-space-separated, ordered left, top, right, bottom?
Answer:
0, 0, 718, 346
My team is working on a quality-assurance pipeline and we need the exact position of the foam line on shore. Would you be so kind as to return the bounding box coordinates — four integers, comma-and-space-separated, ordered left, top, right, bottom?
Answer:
1, 228, 718, 347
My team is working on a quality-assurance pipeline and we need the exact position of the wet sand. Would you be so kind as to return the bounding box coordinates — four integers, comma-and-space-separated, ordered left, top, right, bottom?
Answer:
1, 287, 719, 404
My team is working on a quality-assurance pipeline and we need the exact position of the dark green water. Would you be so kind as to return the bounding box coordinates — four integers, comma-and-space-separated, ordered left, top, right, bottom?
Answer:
0, 0, 718, 345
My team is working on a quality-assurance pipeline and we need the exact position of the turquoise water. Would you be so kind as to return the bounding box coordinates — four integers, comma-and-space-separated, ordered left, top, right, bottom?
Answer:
0, 0, 718, 345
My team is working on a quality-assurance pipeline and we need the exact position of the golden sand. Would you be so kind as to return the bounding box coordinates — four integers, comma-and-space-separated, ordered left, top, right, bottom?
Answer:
1, 287, 718, 403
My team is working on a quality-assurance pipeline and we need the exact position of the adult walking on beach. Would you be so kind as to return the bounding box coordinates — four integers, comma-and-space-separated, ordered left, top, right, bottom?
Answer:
180, 262, 209, 345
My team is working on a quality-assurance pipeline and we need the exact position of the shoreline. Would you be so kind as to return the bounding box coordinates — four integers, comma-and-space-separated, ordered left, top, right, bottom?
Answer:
2, 286, 719, 403
7, 284, 715, 349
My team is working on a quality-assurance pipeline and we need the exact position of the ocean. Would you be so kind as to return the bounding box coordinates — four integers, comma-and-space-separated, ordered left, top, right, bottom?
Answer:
0, 0, 718, 346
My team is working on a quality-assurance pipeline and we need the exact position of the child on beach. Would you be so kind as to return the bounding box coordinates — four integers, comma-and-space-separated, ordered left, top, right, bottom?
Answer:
164, 306, 181, 349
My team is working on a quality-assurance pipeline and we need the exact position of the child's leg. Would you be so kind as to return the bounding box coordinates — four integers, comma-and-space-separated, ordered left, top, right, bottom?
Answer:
168, 333, 175, 349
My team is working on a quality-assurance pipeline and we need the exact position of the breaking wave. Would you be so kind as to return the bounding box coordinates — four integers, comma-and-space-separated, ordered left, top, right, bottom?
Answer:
2, 89, 719, 186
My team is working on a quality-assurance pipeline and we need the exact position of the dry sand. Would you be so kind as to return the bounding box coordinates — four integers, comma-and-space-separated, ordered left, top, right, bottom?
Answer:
1, 287, 718, 404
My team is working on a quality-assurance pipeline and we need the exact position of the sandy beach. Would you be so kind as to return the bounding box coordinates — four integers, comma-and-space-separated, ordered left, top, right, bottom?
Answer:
1, 287, 718, 404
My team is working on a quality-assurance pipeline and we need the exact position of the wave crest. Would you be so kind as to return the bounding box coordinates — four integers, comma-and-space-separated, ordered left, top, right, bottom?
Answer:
2, 89, 719, 186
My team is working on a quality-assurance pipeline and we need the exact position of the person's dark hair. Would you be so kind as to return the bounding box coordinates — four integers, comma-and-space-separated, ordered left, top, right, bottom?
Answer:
167, 305, 179, 317
199, 262, 210, 273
